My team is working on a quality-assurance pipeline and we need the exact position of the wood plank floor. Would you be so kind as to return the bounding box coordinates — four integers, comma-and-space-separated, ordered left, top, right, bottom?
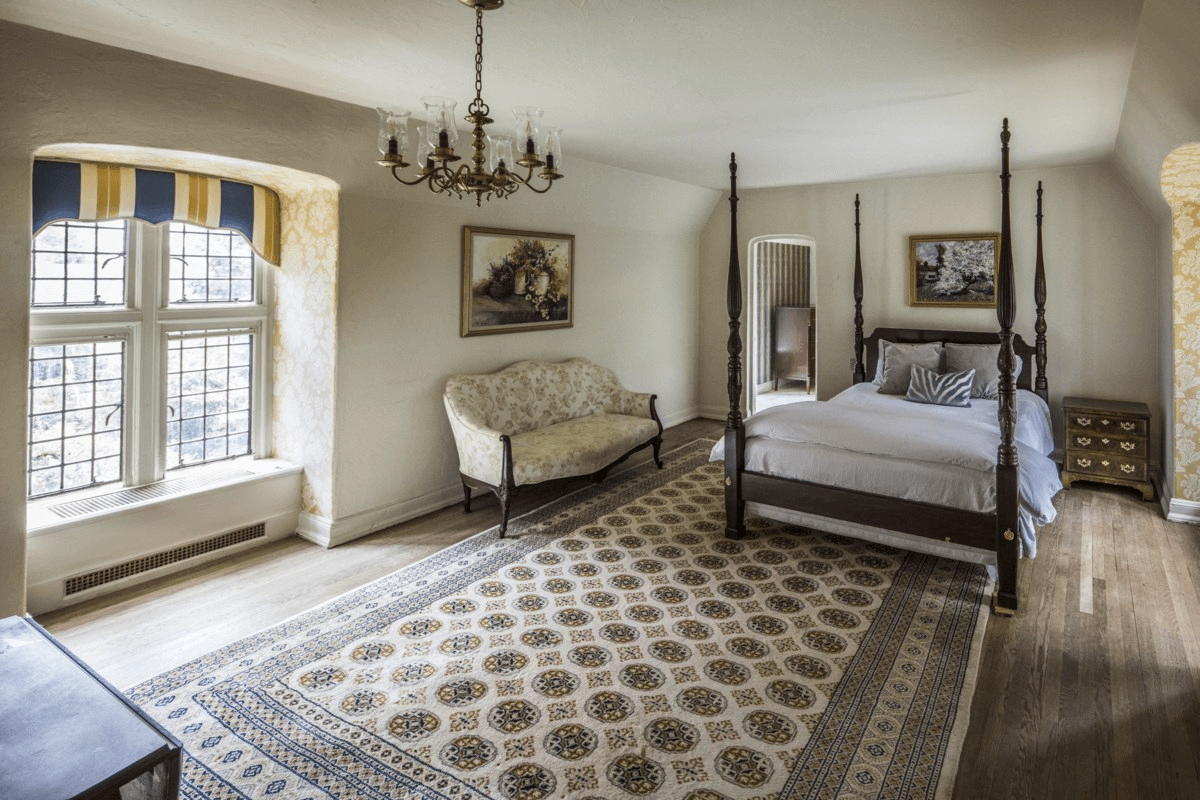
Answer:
38, 417, 1200, 799
954, 474, 1200, 799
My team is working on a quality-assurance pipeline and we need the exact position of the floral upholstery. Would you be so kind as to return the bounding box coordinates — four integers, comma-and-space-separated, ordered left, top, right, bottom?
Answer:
444, 358, 660, 487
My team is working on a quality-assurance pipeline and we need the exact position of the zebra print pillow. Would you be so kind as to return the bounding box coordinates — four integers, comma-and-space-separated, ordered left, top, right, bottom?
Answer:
905, 365, 974, 407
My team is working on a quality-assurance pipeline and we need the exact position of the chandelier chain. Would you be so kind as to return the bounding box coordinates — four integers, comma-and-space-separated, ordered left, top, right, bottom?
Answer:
470, 7, 488, 117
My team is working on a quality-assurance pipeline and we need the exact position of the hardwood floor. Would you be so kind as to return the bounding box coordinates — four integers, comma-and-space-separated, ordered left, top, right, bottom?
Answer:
37, 418, 1200, 798
954, 480, 1200, 799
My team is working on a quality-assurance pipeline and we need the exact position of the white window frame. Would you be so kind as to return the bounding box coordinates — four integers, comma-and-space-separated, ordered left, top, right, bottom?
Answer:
27, 219, 274, 498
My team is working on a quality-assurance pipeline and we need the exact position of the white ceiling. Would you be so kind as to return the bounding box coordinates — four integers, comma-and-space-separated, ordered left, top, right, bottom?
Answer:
0, 0, 1144, 190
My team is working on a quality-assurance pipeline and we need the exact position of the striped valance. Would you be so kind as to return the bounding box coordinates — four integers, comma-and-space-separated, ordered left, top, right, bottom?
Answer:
32, 159, 281, 265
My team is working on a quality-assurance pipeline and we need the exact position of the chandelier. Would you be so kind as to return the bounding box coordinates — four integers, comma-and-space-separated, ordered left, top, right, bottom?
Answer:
374, 0, 564, 206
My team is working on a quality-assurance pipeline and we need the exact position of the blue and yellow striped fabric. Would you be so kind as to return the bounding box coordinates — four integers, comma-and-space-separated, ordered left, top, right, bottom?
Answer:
905, 365, 974, 408
31, 159, 281, 265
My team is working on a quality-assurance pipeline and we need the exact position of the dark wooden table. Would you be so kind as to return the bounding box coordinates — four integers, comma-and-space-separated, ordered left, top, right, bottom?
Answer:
0, 615, 181, 800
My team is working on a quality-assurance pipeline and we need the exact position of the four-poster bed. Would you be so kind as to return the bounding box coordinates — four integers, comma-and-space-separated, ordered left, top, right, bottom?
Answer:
717, 120, 1057, 615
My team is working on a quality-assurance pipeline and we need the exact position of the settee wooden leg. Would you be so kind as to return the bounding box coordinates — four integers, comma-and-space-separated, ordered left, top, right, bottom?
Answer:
497, 492, 512, 538
461, 480, 472, 513
652, 436, 663, 468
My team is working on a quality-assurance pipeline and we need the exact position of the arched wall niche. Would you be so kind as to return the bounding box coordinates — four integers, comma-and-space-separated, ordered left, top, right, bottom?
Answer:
1161, 143, 1200, 503
32, 143, 340, 518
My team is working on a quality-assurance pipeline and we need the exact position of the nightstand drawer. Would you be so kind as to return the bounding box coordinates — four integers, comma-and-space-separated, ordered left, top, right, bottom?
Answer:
1065, 453, 1146, 482
1065, 414, 1147, 437
1066, 433, 1145, 458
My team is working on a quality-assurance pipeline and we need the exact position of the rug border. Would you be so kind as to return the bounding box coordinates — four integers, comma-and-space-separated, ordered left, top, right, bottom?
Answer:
933, 572, 993, 800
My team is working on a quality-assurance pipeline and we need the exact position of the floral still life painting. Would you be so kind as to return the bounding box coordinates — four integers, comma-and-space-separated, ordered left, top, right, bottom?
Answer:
908, 233, 1000, 307
462, 227, 574, 336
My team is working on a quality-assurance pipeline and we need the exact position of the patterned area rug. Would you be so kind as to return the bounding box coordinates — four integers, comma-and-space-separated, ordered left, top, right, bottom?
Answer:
129, 440, 989, 799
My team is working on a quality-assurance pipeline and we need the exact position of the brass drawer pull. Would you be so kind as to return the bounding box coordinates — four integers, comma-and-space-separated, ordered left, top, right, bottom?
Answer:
1076, 436, 1092, 446
1120, 442, 1135, 451
1120, 421, 1136, 431
1076, 458, 1092, 468
1102, 460, 1111, 467
1120, 464, 1135, 474
1101, 418, 1111, 426
1101, 438, 1110, 444
1076, 417, 1092, 426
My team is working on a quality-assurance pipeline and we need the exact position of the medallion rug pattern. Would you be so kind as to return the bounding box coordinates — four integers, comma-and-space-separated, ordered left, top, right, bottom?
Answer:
129, 441, 989, 799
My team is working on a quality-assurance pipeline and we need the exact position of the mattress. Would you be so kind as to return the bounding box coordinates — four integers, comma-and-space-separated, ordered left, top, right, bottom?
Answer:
709, 383, 1063, 558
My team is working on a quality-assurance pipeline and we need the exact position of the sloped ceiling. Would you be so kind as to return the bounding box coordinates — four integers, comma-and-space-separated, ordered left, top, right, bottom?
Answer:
0, 0, 1144, 190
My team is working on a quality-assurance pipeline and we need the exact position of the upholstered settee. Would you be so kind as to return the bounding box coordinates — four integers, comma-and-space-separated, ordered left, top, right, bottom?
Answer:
443, 357, 663, 537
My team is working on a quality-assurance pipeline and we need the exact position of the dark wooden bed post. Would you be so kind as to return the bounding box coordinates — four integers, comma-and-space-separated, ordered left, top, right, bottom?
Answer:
1034, 181, 1048, 401
852, 194, 866, 384
994, 119, 1020, 615
723, 153, 747, 539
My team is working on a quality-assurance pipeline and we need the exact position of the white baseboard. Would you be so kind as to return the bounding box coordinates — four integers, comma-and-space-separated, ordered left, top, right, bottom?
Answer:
301, 412, 711, 549
1154, 464, 1200, 523
298, 483, 465, 549
659, 406, 703, 429
697, 403, 737, 421
1166, 499, 1200, 524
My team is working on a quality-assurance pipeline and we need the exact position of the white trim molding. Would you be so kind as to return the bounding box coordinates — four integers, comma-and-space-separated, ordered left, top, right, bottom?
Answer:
298, 483, 465, 549
1154, 463, 1200, 524
299, 412, 708, 549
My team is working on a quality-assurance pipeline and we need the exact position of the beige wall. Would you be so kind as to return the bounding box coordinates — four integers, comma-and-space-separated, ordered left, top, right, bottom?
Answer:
1113, 0, 1200, 505
699, 161, 1161, 455
332, 162, 714, 523
0, 21, 718, 616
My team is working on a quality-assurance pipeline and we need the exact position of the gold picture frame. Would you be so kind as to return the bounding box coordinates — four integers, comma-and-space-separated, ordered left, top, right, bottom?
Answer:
461, 226, 574, 336
909, 233, 1000, 307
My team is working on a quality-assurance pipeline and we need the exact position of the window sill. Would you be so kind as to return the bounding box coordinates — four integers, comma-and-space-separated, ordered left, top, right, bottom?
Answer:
26, 457, 302, 537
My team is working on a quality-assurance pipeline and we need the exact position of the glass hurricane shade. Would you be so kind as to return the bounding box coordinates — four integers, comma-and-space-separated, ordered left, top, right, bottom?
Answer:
415, 125, 433, 169
376, 108, 410, 159
423, 96, 459, 149
513, 106, 543, 155
487, 134, 514, 172
541, 127, 563, 171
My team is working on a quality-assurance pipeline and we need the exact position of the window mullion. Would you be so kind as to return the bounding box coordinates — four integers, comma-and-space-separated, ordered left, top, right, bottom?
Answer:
127, 223, 165, 486
253, 255, 273, 458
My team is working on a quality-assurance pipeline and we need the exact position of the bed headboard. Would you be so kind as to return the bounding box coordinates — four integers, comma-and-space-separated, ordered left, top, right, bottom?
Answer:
862, 327, 1038, 392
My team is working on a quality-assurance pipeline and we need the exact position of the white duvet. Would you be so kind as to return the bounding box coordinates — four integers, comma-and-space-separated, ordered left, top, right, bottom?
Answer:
709, 383, 1062, 557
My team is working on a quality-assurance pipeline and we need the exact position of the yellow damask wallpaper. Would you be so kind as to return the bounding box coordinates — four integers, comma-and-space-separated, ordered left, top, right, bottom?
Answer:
272, 185, 338, 517
1163, 144, 1200, 501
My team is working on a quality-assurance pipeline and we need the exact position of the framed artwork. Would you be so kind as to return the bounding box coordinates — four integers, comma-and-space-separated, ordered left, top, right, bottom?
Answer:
908, 233, 1000, 307
461, 226, 574, 336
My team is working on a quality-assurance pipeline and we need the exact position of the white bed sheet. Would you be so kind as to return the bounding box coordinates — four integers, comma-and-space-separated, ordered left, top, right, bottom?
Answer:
709, 383, 1062, 558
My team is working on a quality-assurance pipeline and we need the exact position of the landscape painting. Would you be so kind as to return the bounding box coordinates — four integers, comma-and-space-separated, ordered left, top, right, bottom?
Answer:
909, 233, 1000, 307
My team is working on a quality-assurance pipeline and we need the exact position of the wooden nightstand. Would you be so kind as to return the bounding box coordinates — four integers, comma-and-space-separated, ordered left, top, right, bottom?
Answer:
1061, 396, 1153, 501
